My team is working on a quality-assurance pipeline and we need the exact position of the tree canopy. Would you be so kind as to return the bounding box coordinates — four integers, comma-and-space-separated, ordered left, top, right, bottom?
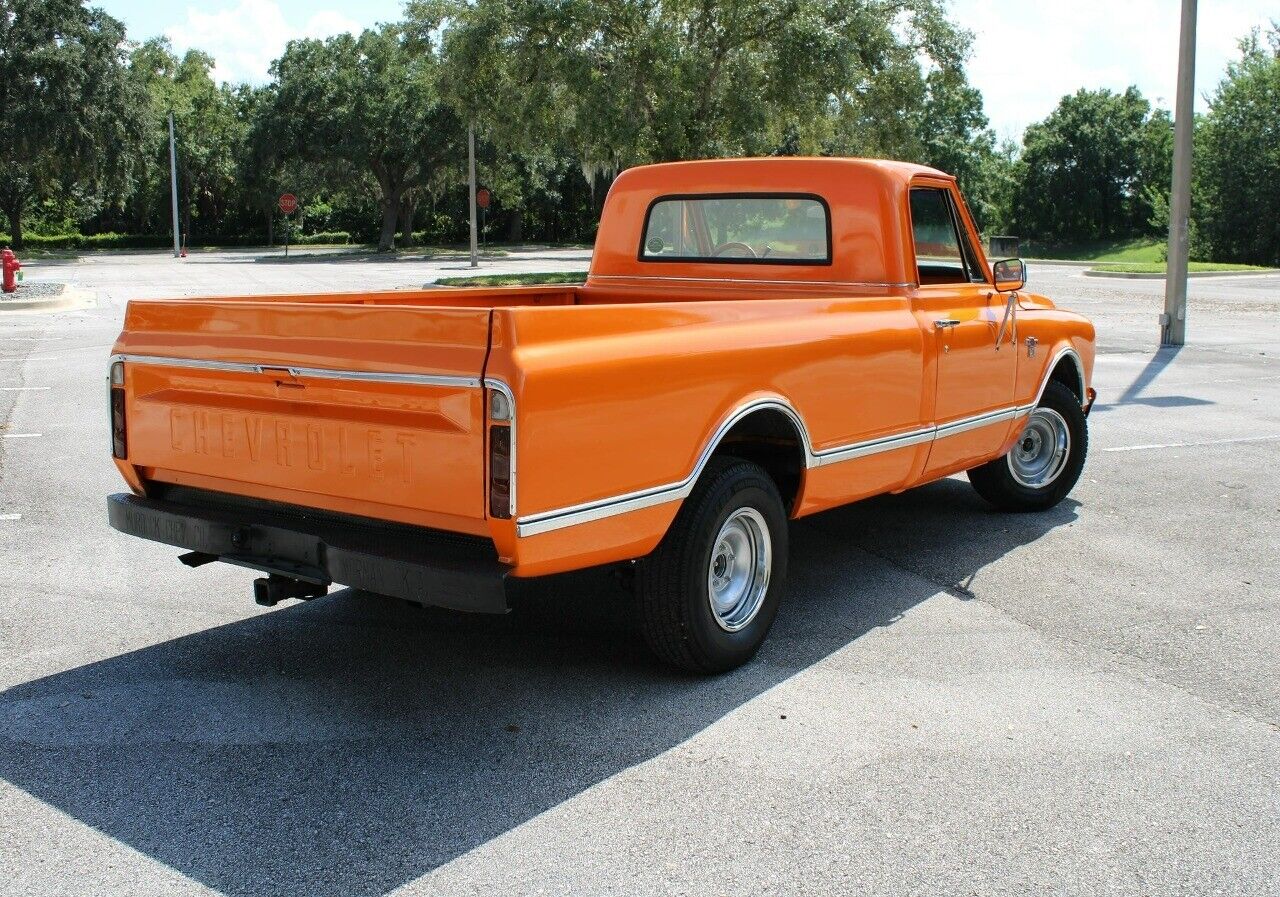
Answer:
264, 24, 462, 251
1010, 87, 1171, 244
0, 0, 146, 246
416, 0, 975, 170
3, 2, 1278, 267
1192, 25, 1280, 266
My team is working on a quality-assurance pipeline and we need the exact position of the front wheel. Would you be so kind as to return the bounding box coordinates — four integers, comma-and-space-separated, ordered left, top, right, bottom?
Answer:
636, 458, 789, 673
968, 380, 1088, 512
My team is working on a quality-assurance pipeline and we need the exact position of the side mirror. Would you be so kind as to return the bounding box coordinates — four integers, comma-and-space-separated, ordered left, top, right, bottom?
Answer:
993, 258, 1025, 292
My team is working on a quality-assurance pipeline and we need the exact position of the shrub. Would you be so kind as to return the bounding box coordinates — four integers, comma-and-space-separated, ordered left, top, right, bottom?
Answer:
10, 233, 172, 250
292, 231, 352, 245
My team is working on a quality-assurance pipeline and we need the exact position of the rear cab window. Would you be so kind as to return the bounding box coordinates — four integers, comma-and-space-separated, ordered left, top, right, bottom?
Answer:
640, 194, 831, 264
909, 187, 987, 285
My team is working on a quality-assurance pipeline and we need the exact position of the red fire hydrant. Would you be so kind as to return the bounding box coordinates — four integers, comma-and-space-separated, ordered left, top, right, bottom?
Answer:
1, 249, 20, 294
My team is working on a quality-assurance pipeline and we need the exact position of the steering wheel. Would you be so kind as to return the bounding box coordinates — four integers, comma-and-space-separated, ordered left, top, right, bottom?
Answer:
711, 241, 757, 259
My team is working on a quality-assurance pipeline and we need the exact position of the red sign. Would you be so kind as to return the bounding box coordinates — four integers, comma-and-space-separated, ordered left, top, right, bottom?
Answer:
278, 193, 298, 215
476, 188, 491, 210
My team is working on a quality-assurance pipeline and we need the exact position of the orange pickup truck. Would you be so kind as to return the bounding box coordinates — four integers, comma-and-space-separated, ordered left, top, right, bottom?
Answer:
108, 158, 1096, 672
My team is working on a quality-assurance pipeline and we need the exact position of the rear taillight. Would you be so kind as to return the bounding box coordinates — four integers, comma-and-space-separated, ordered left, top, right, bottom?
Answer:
489, 424, 512, 518
109, 361, 127, 459
487, 383, 514, 519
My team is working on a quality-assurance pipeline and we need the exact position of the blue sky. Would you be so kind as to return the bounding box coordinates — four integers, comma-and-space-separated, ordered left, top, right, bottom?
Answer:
98, 0, 1278, 139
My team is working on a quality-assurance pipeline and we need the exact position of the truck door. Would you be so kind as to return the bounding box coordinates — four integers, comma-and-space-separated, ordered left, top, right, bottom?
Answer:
909, 183, 1019, 476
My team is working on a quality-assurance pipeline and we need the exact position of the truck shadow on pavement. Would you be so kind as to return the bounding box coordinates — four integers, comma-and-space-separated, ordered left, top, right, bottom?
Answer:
0, 478, 1076, 896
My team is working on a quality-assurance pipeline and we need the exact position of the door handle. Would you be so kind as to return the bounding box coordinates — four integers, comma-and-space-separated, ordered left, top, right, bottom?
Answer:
934, 319, 960, 330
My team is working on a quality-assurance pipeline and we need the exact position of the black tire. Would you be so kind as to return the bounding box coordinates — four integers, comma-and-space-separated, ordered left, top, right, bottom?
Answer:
968, 380, 1088, 511
636, 457, 789, 673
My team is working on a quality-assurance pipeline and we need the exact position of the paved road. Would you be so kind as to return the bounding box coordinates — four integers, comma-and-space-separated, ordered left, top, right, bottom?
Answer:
1, 252, 1277, 896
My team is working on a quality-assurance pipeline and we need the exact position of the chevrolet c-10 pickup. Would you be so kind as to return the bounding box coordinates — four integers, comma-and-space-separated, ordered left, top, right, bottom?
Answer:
107, 157, 1096, 672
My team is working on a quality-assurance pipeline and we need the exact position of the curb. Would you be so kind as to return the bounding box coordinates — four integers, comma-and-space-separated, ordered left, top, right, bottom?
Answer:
1022, 258, 1095, 268
1083, 268, 1280, 280
0, 287, 96, 313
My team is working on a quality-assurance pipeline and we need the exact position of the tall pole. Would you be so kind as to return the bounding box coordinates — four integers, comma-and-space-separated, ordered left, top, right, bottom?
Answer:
1162, 0, 1197, 346
468, 124, 479, 268
168, 112, 181, 259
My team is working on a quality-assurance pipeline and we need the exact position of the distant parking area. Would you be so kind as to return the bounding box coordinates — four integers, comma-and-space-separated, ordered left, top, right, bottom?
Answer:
2, 252, 1278, 896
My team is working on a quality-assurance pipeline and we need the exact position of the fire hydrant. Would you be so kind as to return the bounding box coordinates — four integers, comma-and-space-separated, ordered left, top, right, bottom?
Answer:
1, 249, 20, 294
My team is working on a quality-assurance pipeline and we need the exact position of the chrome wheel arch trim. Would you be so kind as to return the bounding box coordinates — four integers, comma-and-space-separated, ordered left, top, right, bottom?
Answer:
515, 396, 814, 537
1016, 346, 1086, 415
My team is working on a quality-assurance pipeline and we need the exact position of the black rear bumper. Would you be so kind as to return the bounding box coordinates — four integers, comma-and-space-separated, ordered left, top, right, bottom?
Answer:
107, 489, 509, 613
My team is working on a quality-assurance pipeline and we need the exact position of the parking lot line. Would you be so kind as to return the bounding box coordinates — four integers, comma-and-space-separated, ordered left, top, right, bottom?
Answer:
1104, 434, 1280, 452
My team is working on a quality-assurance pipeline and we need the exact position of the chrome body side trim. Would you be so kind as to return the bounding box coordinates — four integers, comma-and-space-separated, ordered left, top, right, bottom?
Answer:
108, 354, 483, 390
934, 406, 1021, 436
810, 425, 935, 467
517, 399, 1029, 537
588, 274, 915, 289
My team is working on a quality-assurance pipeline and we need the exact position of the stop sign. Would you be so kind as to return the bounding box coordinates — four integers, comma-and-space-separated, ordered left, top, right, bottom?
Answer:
278, 193, 298, 215
476, 188, 491, 210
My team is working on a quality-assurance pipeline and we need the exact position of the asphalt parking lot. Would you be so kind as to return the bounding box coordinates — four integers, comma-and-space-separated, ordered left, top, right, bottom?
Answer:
2, 249, 1278, 896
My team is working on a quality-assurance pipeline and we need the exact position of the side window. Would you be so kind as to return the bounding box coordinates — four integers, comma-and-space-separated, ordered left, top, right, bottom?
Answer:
910, 187, 970, 285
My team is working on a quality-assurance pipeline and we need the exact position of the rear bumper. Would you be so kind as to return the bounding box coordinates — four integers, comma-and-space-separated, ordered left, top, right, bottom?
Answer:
107, 489, 509, 613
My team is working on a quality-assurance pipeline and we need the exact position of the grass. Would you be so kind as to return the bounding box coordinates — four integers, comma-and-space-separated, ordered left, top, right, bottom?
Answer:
1021, 236, 1274, 272
1090, 261, 1271, 274
1023, 237, 1165, 263
435, 271, 587, 287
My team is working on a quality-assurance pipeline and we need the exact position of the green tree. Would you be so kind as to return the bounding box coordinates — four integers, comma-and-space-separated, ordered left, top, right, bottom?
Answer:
1011, 87, 1162, 243
1192, 25, 1280, 266
915, 68, 1002, 230
0, 0, 145, 247
127, 39, 248, 241
417, 0, 974, 207
266, 24, 463, 252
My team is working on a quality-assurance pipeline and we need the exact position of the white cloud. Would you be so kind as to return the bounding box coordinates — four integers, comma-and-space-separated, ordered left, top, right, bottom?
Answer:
166, 0, 362, 85
950, 0, 1277, 140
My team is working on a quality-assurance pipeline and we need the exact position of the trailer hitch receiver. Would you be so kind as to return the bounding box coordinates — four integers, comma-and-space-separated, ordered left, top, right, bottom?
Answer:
253, 574, 329, 607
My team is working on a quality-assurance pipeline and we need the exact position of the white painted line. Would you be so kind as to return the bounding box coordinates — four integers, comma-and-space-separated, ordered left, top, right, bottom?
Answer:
1104, 434, 1280, 453
0, 386, 51, 391
0, 514, 20, 521
1, 433, 42, 439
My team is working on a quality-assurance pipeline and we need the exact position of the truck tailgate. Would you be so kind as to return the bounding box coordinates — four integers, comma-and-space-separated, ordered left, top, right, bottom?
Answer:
113, 298, 493, 534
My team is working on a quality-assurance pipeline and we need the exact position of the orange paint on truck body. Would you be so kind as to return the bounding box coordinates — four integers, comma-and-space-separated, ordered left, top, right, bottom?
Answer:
111, 158, 1094, 582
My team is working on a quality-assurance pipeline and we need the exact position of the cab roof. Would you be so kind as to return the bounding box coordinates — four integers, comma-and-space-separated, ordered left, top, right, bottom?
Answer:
591, 157, 956, 286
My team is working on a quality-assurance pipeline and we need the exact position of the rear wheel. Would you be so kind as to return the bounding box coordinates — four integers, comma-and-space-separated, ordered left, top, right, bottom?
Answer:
636, 458, 788, 673
968, 380, 1087, 511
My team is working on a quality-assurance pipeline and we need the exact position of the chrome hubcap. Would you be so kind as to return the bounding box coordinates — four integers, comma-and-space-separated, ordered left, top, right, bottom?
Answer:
1008, 407, 1071, 488
707, 508, 771, 632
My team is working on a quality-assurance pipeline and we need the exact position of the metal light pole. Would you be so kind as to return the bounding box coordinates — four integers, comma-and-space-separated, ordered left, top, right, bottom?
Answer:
168, 113, 181, 259
468, 124, 479, 268
1162, 0, 1197, 346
